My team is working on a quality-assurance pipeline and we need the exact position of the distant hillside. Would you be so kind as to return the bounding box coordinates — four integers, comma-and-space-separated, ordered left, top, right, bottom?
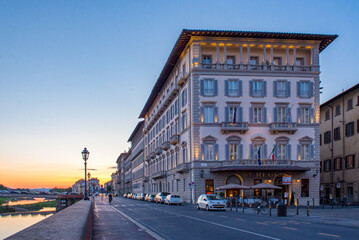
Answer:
0, 184, 7, 190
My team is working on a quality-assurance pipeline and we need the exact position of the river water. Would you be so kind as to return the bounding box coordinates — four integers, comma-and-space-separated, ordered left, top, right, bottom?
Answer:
0, 213, 53, 239
1, 197, 55, 238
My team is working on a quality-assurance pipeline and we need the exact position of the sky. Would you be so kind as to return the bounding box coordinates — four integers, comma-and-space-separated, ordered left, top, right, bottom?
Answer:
0, 0, 358, 189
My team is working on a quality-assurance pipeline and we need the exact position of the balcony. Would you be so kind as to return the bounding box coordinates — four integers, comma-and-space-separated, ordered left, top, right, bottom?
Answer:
150, 152, 156, 159
175, 163, 189, 173
221, 122, 248, 134
197, 63, 318, 73
162, 141, 170, 150
269, 122, 298, 134
145, 155, 151, 162
177, 72, 190, 85
170, 134, 179, 145
152, 171, 166, 179
155, 147, 162, 155
143, 177, 149, 182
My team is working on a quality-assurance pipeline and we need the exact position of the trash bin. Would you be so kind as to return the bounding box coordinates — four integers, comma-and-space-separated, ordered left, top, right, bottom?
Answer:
277, 202, 287, 217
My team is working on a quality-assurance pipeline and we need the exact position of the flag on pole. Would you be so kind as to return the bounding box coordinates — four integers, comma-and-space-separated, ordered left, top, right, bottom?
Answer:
233, 108, 237, 124
257, 146, 261, 166
270, 144, 277, 162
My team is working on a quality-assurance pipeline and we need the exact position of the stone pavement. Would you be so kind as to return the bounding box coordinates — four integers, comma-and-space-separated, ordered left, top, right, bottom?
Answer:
92, 197, 154, 240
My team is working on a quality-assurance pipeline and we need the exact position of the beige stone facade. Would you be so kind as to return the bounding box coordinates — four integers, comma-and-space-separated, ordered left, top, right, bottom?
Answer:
127, 30, 336, 206
320, 83, 359, 204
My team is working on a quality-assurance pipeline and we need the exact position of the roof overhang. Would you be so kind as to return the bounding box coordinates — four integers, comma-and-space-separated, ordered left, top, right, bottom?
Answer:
210, 166, 310, 172
139, 29, 338, 118
127, 120, 144, 142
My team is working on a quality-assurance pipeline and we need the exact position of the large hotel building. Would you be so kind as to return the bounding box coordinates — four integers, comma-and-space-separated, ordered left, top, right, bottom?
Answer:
122, 30, 337, 205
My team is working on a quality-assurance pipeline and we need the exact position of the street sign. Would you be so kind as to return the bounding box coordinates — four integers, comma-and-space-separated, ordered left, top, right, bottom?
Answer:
320, 185, 323, 191
282, 176, 291, 184
336, 183, 341, 188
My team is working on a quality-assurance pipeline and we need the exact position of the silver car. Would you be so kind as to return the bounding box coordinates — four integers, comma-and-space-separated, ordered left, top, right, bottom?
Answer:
196, 194, 226, 211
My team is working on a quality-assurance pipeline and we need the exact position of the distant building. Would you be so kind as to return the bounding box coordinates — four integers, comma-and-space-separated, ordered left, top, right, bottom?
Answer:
104, 181, 113, 192
89, 178, 100, 194
116, 152, 128, 195
320, 83, 359, 204
72, 179, 85, 194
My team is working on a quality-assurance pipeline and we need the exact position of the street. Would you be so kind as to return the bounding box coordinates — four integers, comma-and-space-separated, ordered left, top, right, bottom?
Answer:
93, 196, 359, 240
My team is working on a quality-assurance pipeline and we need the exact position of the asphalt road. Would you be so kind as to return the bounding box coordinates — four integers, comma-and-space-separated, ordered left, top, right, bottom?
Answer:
109, 197, 359, 240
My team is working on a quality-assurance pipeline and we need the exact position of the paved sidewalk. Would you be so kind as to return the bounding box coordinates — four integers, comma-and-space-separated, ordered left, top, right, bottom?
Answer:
92, 197, 154, 240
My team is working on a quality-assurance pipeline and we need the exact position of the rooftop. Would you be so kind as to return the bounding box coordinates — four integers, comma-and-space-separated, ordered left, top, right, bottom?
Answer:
139, 29, 338, 118
320, 83, 359, 107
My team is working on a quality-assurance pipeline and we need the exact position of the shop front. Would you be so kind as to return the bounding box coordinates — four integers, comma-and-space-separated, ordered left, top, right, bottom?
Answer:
210, 165, 311, 206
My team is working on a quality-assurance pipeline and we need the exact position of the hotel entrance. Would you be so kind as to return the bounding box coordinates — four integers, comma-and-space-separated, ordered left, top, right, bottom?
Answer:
225, 175, 242, 197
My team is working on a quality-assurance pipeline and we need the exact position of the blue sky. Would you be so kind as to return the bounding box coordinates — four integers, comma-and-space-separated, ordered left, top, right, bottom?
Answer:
0, 0, 358, 188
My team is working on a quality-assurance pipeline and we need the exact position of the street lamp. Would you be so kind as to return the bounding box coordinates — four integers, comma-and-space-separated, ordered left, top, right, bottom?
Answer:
88, 172, 91, 196
82, 147, 90, 200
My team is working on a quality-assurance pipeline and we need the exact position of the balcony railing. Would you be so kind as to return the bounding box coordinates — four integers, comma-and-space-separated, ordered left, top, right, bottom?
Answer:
150, 152, 156, 159
155, 147, 162, 155
170, 134, 179, 145
269, 122, 297, 134
220, 159, 293, 167
143, 177, 149, 182
152, 171, 166, 179
196, 63, 319, 72
162, 141, 170, 150
221, 122, 248, 134
175, 163, 189, 173
177, 72, 190, 85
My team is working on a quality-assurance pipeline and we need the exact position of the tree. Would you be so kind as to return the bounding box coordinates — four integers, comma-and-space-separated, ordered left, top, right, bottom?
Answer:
0, 184, 7, 190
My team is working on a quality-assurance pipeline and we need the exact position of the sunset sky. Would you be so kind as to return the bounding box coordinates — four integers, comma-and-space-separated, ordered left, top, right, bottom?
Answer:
0, 0, 358, 189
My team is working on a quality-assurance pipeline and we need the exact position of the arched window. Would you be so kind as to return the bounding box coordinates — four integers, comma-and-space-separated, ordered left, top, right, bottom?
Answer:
226, 175, 242, 185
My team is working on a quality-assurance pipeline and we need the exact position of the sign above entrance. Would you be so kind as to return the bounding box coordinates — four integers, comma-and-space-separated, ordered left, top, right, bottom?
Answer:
282, 175, 291, 185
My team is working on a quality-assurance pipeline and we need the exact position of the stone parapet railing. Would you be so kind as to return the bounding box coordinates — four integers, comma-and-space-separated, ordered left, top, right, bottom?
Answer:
6, 200, 93, 240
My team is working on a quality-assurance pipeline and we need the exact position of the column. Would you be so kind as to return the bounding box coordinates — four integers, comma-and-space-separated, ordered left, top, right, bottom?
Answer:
247, 45, 250, 63
240, 44, 243, 63
216, 43, 220, 69
240, 44, 243, 70
286, 46, 290, 71
310, 46, 313, 66
263, 45, 266, 66
270, 45, 274, 70
224, 44, 227, 69
293, 46, 297, 71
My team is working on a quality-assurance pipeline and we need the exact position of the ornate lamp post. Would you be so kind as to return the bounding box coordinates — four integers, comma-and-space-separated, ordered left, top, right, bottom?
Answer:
81, 147, 90, 200
88, 172, 91, 196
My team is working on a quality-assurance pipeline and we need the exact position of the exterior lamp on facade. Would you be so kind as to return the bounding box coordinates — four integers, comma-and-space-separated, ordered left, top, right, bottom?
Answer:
82, 147, 90, 200
296, 179, 301, 183
268, 179, 272, 183
200, 169, 204, 178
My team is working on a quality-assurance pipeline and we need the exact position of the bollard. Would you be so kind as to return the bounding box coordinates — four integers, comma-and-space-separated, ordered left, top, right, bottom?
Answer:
307, 201, 309, 216
312, 198, 315, 209
296, 199, 299, 215
235, 197, 238, 212
269, 200, 272, 216
230, 197, 232, 211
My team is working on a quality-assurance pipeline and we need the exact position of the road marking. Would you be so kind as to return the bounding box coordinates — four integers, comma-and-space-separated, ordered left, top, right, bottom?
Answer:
158, 209, 280, 240
318, 233, 340, 238
110, 206, 165, 240
283, 227, 298, 231
236, 218, 245, 221
256, 222, 269, 225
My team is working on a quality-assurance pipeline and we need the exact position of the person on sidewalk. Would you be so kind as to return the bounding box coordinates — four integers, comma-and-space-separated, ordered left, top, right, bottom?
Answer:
109, 193, 113, 204
342, 195, 348, 207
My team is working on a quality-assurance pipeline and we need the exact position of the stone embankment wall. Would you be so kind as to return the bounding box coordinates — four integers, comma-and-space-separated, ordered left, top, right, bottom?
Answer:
6, 200, 93, 240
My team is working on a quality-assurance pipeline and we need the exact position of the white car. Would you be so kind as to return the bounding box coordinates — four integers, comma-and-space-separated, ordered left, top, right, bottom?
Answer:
196, 194, 226, 211
164, 195, 182, 205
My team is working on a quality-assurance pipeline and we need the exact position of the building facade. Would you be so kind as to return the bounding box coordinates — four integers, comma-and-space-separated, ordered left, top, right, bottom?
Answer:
116, 152, 127, 195
135, 30, 337, 205
72, 179, 85, 194
320, 83, 359, 204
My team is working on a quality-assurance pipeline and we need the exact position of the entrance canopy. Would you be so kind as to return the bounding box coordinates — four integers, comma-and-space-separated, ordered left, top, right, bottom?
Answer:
215, 183, 250, 190
250, 183, 282, 189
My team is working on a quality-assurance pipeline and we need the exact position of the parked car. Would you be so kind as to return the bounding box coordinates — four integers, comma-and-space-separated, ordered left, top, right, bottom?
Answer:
154, 192, 170, 204
164, 195, 182, 205
136, 194, 141, 200
132, 194, 137, 199
126, 193, 132, 198
146, 194, 155, 202
138, 193, 146, 200
196, 194, 226, 211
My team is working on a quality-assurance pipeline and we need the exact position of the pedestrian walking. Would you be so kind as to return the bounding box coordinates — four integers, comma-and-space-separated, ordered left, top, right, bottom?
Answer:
342, 195, 348, 207
109, 193, 113, 204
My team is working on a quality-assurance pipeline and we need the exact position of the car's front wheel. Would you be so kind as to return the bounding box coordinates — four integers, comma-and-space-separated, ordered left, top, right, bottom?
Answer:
196, 204, 200, 210
206, 205, 209, 211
